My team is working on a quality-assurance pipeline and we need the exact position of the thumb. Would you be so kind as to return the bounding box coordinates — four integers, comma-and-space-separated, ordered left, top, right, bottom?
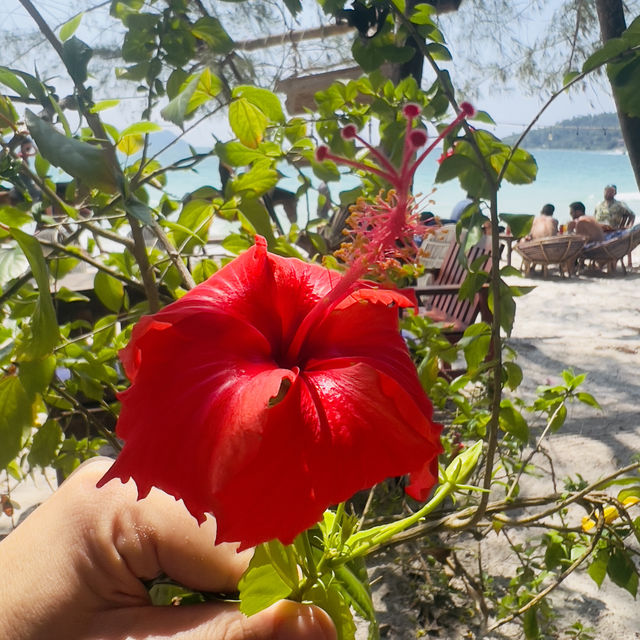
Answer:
96, 599, 337, 640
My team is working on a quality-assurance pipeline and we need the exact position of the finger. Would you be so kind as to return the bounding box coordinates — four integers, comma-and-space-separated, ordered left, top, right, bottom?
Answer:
94, 600, 336, 640
68, 458, 252, 594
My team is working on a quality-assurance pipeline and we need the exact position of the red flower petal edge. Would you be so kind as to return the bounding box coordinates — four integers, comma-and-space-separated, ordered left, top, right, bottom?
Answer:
98, 237, 442, 549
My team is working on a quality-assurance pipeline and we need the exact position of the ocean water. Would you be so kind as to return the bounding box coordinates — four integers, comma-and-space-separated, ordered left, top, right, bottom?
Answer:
162, 148, 640, 229
412, 148, 640, 225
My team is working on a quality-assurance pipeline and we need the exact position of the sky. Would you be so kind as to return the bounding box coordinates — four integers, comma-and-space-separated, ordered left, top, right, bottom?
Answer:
0, 0, 624, 139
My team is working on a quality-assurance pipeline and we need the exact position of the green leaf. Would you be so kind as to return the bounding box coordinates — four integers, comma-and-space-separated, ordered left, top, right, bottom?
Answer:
229, 97, 268, 148
460, 322, 491, 372
191, 17, 234, 54
498, 213, 534, 239
62, 37, 93, 85
238, 543, 295, 616
19, 355, 55, 399
0, 67, 30, 98
192, 259, 217, 284
94, 271, 124, 312
161, 69, 222, 127
170, 200, 215, 252
549, 402, 567, 433
125, 198, 153, 225
0, 94, 18, 133
28, 420, 63, 468
232, 162, 278, 197
25, 110, 122, 193
563, 70, 580, 87
239, 198, 276, 245
425, 42, 451, 61
523, 606, 539, 640
499, 400, 529, 443
216, 141, 268, 166
11, 227, 59, 359
503, 361, 523, 391
91, 99, 120, 112
588, 549, 609, 587
0, 375, 32, 469
0, 244, 28, 284
119, 121, 162, 138
607, 549, 638, 596
0, 205, 32, 228
576, 391, 601, 410
307, 580, 357, 640
59, 13, 83, 41
222, 233, 252, 255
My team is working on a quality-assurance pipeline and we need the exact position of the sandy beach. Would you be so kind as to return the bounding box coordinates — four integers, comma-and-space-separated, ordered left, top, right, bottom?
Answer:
2, 245, 640, 638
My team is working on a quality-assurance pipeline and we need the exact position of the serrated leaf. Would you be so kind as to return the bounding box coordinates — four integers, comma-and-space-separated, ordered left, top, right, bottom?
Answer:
231, 162, 278, 197
161, 69, 222, 127
59, 13, 83, 41
232, 85, 285, 124
229, 97, 268, 148
238, 543, 295, 616
0, 376, 32, 469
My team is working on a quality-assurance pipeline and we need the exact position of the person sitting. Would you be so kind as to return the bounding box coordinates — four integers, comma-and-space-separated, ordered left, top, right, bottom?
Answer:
566, 201, 605, 242
594, 184, 635, 230
528, 203, 558, 240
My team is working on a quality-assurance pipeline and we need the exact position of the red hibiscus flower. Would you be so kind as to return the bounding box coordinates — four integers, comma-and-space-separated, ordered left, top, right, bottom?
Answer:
98, 237, 442, 549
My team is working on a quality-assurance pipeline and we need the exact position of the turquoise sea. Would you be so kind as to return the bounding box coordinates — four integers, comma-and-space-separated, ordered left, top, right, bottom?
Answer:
163, 148, 640, 229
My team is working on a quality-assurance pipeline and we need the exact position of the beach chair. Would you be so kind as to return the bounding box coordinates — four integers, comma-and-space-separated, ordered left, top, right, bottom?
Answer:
581, 225, 640, 274
515, 235, 587, 278
415, 223, 457, 285
413, 234, 493, 341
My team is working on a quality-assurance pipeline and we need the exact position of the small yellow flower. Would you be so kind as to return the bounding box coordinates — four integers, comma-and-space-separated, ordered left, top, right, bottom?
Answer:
581, 496, 640, 532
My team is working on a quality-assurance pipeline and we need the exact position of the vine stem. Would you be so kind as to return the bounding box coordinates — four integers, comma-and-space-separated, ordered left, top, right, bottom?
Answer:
487, 515, 605, 633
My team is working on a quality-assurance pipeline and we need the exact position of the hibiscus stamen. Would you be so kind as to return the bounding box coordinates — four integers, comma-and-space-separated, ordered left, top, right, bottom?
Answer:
285, 102, 474, 364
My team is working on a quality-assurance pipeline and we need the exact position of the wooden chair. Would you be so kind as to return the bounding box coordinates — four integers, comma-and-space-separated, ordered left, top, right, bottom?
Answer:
581, 225, 640, 274
413, 235, 493, 344
515, 235, 586, 278
620, 211, 636, 268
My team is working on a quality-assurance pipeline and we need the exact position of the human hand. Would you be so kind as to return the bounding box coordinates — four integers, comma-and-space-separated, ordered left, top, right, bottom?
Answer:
0, 458, 336, 640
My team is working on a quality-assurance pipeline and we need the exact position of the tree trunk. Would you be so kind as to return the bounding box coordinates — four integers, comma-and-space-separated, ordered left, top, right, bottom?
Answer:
595, 0, 640, 189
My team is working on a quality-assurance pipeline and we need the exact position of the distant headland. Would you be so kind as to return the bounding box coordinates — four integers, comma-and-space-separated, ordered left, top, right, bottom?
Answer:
504, 113, 624, 151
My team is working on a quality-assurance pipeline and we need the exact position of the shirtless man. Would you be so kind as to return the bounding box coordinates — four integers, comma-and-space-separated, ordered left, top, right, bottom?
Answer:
567, 201, 605, 242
